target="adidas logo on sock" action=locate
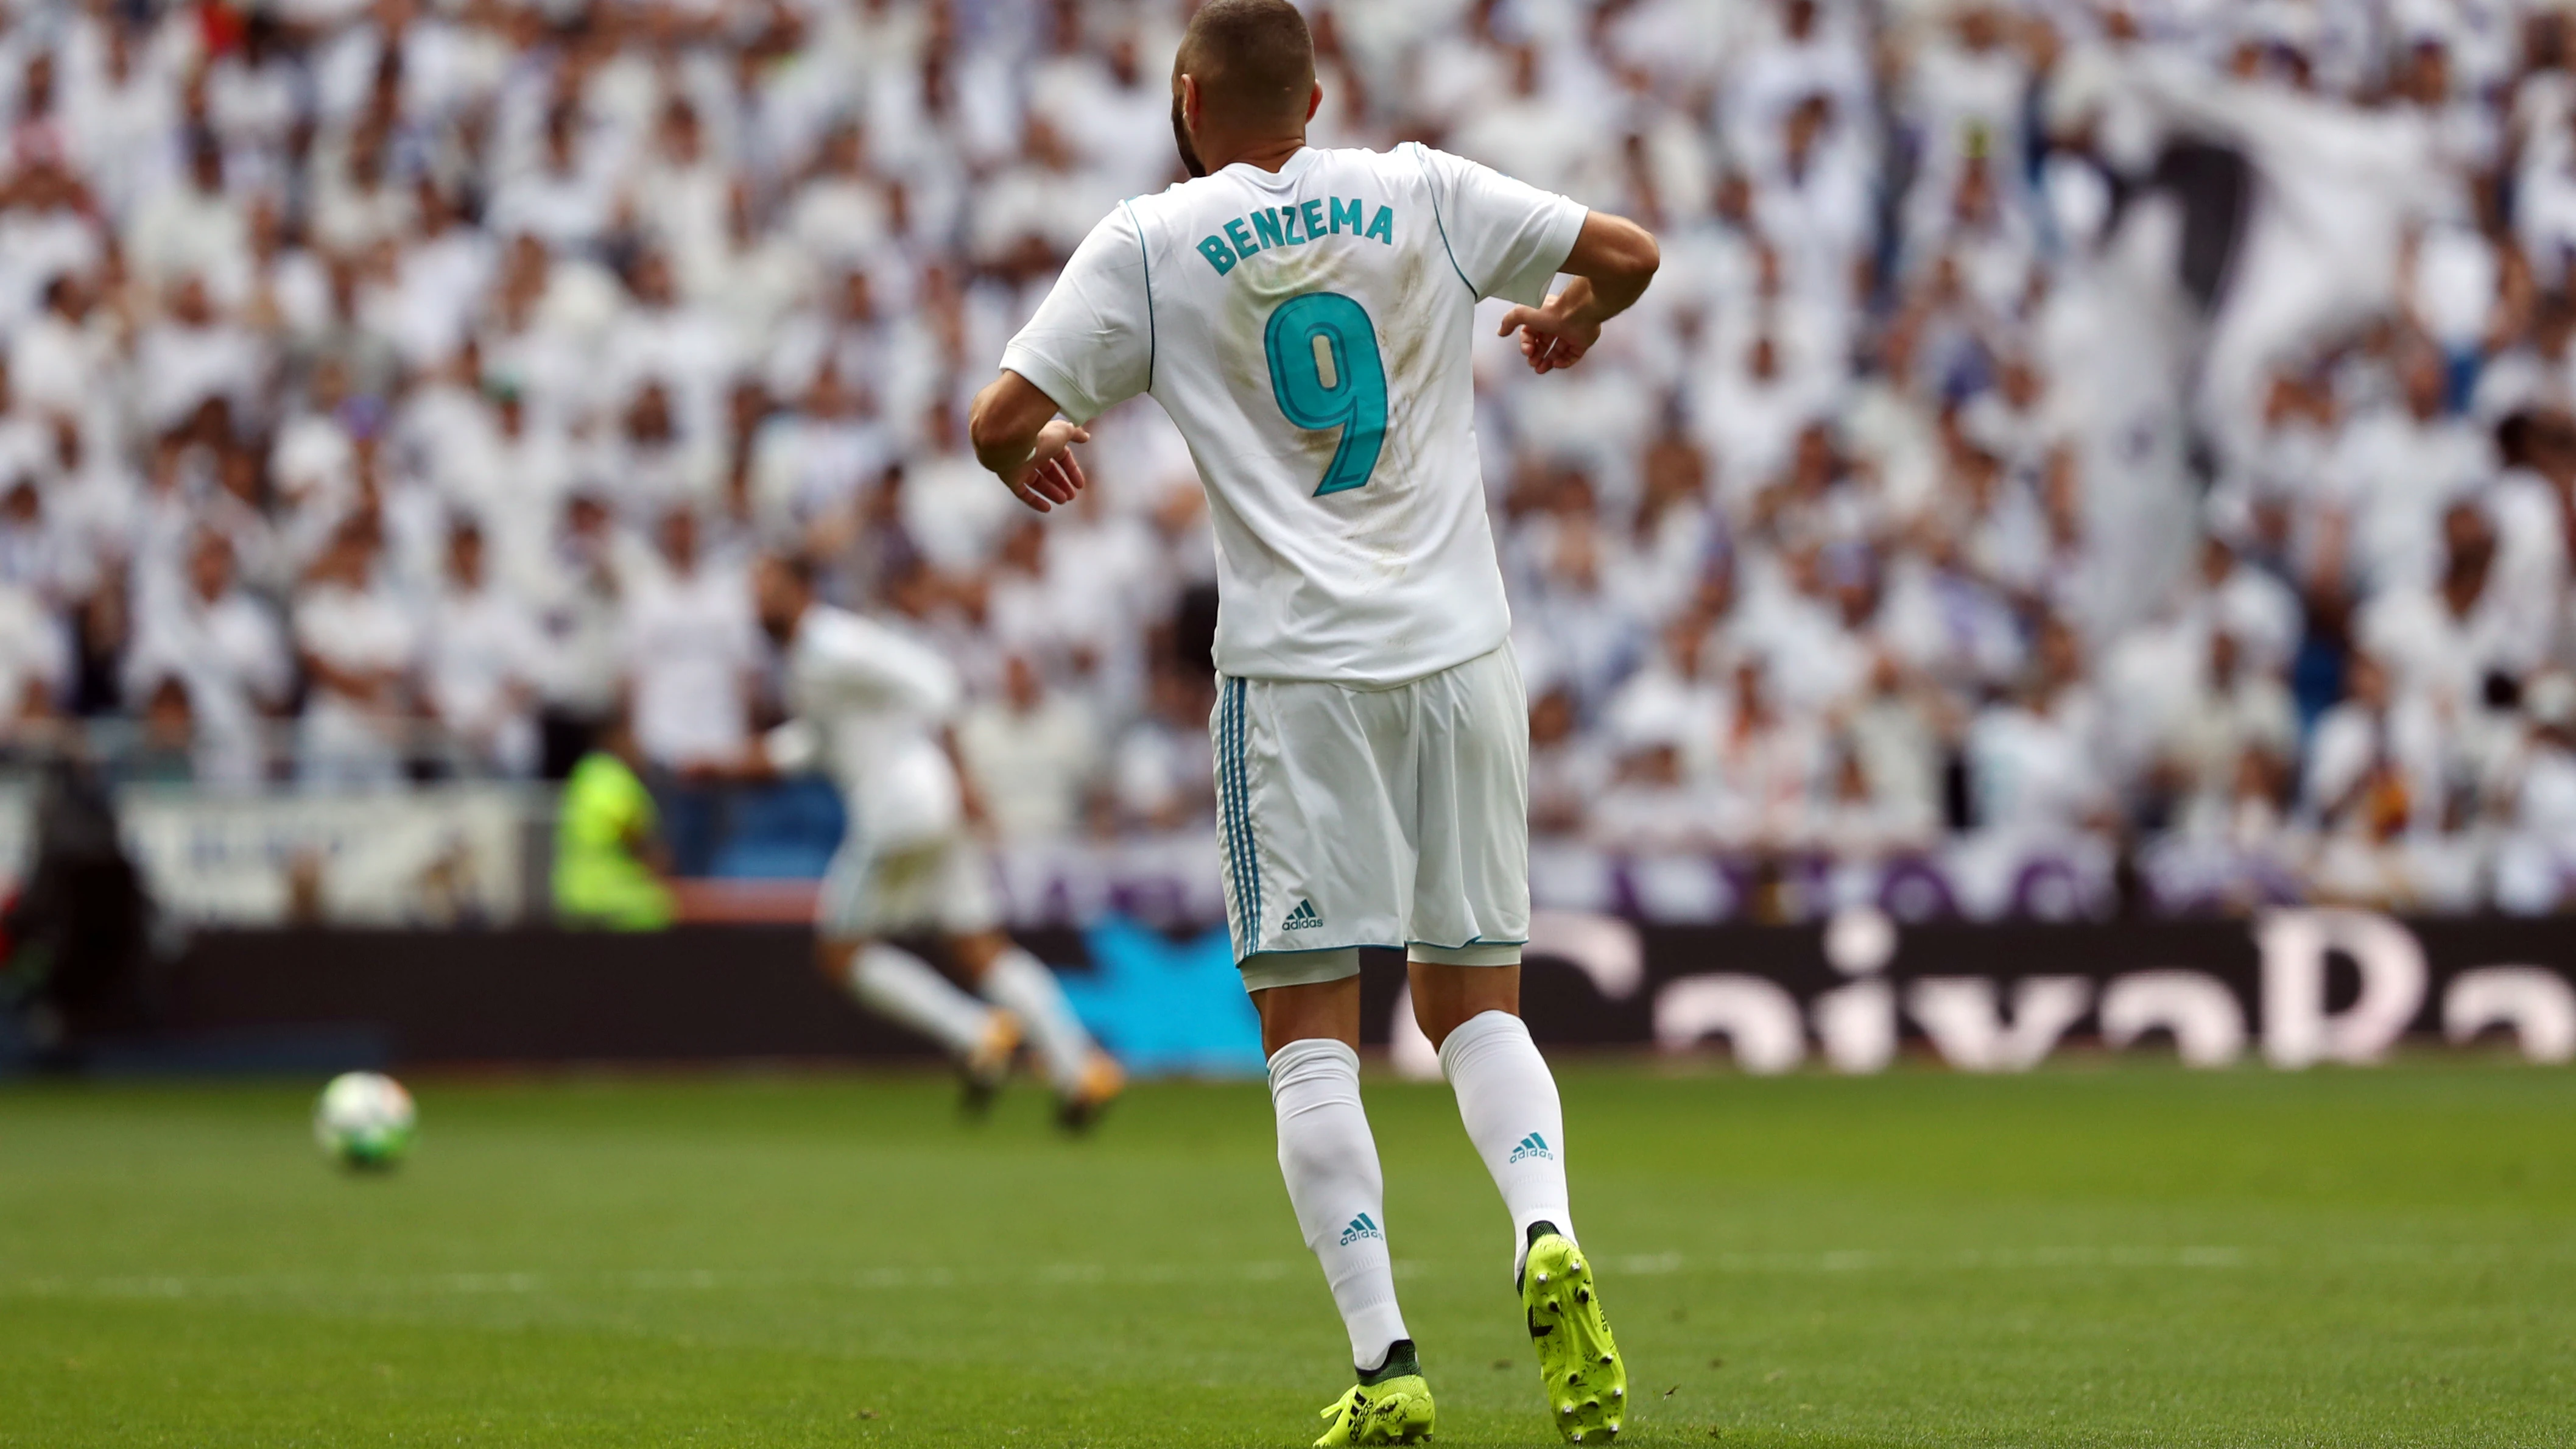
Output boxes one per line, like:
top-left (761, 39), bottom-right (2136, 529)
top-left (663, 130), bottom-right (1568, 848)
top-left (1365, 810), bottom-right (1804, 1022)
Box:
top-left (1283, 898), bottom-right (1323, 931)
top-left (1339, 1212), bottom-right (1383, 1246)
top-left (1508, 1132), bottom-right (1554, 1163)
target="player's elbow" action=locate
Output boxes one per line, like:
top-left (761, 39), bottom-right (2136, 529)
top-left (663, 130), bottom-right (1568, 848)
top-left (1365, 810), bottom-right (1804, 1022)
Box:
top-left (1609, 223), bottom-right (1660, 284)
top-left (1569, 213), bottom-right (1659, 289)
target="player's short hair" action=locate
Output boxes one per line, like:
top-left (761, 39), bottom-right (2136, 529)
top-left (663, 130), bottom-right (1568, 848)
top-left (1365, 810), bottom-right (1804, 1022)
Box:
top-left (1177, 0), bottom-right (1314, 130)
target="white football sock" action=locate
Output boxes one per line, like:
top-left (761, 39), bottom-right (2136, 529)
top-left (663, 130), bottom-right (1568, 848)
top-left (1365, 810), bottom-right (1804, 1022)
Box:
top-left (847, 943), bottom-right (993, 1059)
top-left (1269, 1037), bottom-right (1409, 1370)
top-left (979, 946), bottom-right (1097, 1091)
top-left (1438, 1009), bottom-right (1574, 1280)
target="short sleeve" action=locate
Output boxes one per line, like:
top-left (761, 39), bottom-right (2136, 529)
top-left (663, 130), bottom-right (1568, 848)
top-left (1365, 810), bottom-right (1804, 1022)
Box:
top-left (998, 204), bottom-right (1155, 425)
top-left (1411, 144), bottom-right (1588, 307)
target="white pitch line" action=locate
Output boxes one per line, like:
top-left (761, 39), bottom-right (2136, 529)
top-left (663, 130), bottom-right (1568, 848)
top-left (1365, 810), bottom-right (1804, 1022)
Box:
top-left (12, 1242), bottom-right (2566, 1304)
top-left (1, 1258), bottom-right (1318, 1302)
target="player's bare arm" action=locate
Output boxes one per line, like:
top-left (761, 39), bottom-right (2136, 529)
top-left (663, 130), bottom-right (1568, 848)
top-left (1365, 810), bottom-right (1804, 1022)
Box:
top-left (942, 725), bottom-right (993, 833)
top-left (1497, 211), bottom-right (1661, 375)
top-left (968, 371), bottom-right (1090, 514)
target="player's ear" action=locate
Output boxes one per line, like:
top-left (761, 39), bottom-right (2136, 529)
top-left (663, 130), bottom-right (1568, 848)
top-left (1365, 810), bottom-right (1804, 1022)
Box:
top-left (1307, 80), bottom-right (1323, 124)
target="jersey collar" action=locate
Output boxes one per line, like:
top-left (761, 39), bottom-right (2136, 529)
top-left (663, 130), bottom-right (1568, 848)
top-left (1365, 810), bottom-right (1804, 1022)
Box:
top-left (1225, 146), bottom-right (1318, 189)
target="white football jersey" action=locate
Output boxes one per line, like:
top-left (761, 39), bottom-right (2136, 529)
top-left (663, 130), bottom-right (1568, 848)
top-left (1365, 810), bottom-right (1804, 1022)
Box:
top-left (1001, 144), bottom-right (1586, 687)
top-left (770, 605), bottom-right (965, 850)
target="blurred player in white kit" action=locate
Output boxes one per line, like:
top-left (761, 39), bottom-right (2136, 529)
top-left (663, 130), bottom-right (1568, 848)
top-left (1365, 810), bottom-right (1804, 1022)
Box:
top-left (748, 553), bottom-right (1124, 1129)
top-left (964, 0), bottom-right (1660, 1440)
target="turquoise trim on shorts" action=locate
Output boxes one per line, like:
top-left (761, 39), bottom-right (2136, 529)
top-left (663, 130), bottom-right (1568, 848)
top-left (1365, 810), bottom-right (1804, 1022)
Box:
top-left (1221, 679), bottom-right (1261, 950)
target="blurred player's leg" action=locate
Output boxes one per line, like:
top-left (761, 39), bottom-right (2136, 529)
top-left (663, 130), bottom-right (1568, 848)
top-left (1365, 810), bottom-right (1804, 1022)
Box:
top-left (973, 941), bottom-right (1103, 1090)
top-left (822, 840), bottom-right (1026, 1113)
top-left (823, 937), bottom-right (1019, 1112)
top-left (953, 930), bottom-right (1125, 1129)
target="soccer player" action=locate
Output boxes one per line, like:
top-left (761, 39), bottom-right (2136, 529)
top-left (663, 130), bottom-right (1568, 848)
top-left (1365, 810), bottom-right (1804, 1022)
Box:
top-left (966, 1), bottom-right (1659, 1441)
top-left (746, 554), bottom-right (1124, 1129)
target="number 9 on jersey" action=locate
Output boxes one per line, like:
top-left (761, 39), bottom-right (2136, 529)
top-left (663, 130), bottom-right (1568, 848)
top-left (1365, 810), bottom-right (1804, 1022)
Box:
top-left (1264, 292), bottom-right (1388, 496)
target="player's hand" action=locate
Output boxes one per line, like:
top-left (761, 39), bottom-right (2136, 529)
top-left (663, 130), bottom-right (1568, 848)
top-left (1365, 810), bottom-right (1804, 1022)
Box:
top-left (1001, 418), bottom-right (1091, 513)
top-left (1498, 289), bottom-right (1603, 375)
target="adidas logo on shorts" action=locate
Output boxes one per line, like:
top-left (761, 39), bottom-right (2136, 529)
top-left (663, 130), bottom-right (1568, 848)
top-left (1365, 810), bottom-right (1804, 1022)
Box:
top-left (1508, 1132), bottom-right (1554, 1163)
top-left (1283, 898), bottom-right (1323, 931)
top-left (1340, 1212), bottom-right (1383, 1245)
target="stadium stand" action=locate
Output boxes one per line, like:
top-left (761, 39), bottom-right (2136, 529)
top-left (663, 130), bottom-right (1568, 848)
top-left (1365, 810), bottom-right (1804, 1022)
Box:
top-left (0, 0), bottom-right (2570, 918)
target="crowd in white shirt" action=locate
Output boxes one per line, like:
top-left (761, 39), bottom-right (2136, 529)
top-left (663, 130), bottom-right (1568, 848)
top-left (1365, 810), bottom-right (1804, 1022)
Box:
top-left (5, 0), bottom-right (2576, 913)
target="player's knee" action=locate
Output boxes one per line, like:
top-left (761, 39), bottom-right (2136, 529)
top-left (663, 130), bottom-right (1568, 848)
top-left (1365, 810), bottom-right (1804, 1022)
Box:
top-left (1253, 975), bottom-right (1363, 1057)
top-left (948, 929), bottom-right (1007, 982)
top-left (814, 937), bottom-right (862, 983)
top-left (1411, 995), bottom-right (1495, 1052)
top-left (1406, 957), bottom-right (1520, 1048)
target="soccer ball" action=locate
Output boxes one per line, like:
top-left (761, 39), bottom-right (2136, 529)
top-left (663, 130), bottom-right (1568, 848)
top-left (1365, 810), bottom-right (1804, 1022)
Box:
top-left (313, 1071), bottom-right (417, 1169)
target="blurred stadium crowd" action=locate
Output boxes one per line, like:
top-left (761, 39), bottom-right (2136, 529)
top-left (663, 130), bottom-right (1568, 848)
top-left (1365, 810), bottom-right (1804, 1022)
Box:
top-left (5, 0), bottom-right (2576, 914)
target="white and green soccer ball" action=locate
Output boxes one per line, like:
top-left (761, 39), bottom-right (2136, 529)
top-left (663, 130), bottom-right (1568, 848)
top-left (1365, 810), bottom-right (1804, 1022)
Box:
top-left (313, 1071), bottom-right (417, 1169)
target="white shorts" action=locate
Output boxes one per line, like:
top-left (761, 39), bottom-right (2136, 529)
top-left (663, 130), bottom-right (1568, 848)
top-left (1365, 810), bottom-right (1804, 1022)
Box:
top-left (817, 832), bottom-right (1001, 942)
top-left (1213, 643), bottom-right (1531, 992)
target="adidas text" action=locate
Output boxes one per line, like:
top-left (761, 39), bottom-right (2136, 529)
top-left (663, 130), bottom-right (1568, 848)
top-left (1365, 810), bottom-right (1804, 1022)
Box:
top-left (1508, 1132), bottom-right (1554, 1163)
top-left (1339, 1212), bottom-right (1383, 1246)
top-left (1283, 899), bottom-right (1323, 931)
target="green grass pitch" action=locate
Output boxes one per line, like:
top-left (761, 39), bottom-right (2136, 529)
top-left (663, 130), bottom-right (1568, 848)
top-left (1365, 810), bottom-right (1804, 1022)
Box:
top-left (3, 1057), bottom-right (2571, 1447)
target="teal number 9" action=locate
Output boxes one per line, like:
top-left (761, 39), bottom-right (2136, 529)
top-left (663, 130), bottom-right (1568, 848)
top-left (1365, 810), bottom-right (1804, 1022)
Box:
top-left (1263, 292), bottom-right (1387, 496)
